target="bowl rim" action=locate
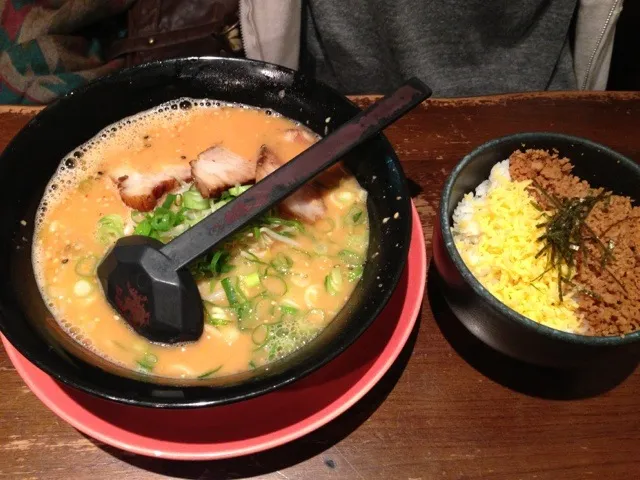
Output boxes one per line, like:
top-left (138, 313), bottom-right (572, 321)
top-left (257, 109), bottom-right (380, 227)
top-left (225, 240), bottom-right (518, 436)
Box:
top-left (0, 56), bottom-right (412, 407)
top-left (440, 131), bottom-right (640, 346)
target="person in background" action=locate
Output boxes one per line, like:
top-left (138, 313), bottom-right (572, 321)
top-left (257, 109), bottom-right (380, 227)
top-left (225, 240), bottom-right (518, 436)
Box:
top-left (243, 0), bottom-right (623, 95)
top-left (0, 0), bottom-right (625, 104)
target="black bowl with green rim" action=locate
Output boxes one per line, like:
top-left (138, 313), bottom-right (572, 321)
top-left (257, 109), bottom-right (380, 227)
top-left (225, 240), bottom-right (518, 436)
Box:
top-left (432, 132), bottom-right (640, 368)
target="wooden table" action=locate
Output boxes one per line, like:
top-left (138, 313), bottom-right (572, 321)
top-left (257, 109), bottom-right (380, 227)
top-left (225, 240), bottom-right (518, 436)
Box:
top-left (1, 92), bottom-right (639, 479)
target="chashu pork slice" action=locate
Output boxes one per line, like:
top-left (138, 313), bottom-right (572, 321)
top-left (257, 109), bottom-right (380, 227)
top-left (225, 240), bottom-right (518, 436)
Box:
top-left (255, 145), bottom-right (327, 223)
top-left (190, 146), bottom-right (255, 198)
top-left (282, 127), bottom-right (346, 188)
top-left (283, 127), bottom-right (318, 145)
top-left (110, 164), bottom-right (191, 212)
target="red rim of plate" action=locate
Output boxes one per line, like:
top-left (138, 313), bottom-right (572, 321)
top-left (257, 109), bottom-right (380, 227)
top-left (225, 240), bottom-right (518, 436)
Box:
top-left (1, 203), bottom-right (426, 460)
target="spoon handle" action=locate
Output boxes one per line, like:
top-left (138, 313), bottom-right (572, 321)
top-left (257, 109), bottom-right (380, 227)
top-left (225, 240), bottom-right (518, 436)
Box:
top-left (161, 78), bottom-right (432, 270)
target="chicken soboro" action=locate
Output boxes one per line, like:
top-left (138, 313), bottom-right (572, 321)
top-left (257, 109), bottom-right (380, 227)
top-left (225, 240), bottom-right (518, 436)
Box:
top-left (510, 149), bottom-right (640, 336)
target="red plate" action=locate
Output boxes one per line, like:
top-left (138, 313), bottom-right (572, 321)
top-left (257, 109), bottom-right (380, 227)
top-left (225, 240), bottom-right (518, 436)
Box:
top-left (2, 203), bottom-right (426, 460)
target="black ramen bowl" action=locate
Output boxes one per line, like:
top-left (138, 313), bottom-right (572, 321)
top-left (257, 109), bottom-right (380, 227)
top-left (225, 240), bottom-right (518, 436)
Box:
top-left (433, 132), bottom-right (640, 368)
top-left (0, 57), bottom-right (412, 408)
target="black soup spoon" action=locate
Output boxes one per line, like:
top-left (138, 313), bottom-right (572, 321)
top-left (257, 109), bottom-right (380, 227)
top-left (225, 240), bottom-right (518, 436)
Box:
top-left (97, 78), bottom-right (432, 344)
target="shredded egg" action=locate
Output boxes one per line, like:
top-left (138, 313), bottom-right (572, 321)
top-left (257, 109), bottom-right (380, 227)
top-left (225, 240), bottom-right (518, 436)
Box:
top-left (453, 165), bottom-right (582, 333)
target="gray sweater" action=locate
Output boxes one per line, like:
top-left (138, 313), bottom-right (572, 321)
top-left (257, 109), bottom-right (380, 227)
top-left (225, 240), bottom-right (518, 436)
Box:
top-left (303, 0), bottom-right (578, 96)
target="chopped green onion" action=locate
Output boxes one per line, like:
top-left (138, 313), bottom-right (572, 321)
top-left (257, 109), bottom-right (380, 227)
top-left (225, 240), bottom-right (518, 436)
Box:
top-left (229, 185), bottom-right (252, 197)
top-left (97, 214), bottom-right (124, 244)
top-left (261, 275), bottom-right (287, 296)
top-left (137, 352), bottom-right (158, 371)
top-left (238, 305), bottom-right (261, 331)
top-left (252, 324), bottom-right (269, 345)
top-left (131, 211), bottom-right (147, 223)
top-left (280, 305), bottom-right (298, 315)
top-left (345, 206), bottom-right (365, 226)
top-left (75, 255), bottom-right (98, 277)
top-left (280, 305), bottom-right (298, 318)
top-left (347, 265), bottom-right (364, 282)
top-left (324, 266), bottom-right (343, 295)
top-left (338, 249), bottom-right (362, 266)
top-left (183, 189), bottom-right (209, 210)
top-left (222, 265), bottom-right (236, 274)
top-left (270, 253), bottom-right (293, 273)
top-left (209, 251), bottom-right (224, 273)
top-left (219, 255), bottom-right (234, 274)
top-left (252, 298), bottom-right (281, 325)
top-left (134, 219), bottom-right (152, 236)
top-left (346, 235), bottom-right (367, 250)
top-left (174, 206), bottom-right (188, 224)
top-left (211, 198), bottom-right (232, 212)
top-left (207, 316), bottom-right (229, 327)
top-left (162, 193), bottom-right (177, 209)
top-left (235, 302), bottom-right (253, 323)
top-left (264, 216), bottom-right (305, 232)
top-left (184, 209), bottom-right (208, 226)
top-left (150, 208), bottom-right (176, 232)
top-left (253, 226), bottom-right (261, 239)
top-left (240, 250), bottom-right (268, 265)
top-left (191, 250), bottom-right (234, 279)
top-left (221, 277), bottom-right (243, 305)
top-left (248, 360), bottom-right (257, 369)
top-left (205, 304), bottom-right (230, 326)
top-left (197, 365), bottom-right (223, 379)
top-left (242, 272), bottom-right (261, 288)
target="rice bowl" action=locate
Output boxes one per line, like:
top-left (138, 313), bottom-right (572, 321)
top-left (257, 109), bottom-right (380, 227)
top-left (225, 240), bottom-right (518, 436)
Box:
top-left (434, 132), bottom-right (640, 367)
top-left (451, 149), bottom-right (640, 338)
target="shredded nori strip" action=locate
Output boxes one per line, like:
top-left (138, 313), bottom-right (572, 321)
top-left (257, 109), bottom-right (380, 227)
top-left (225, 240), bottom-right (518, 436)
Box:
top-left (531, 180), bottom-right (626, 301)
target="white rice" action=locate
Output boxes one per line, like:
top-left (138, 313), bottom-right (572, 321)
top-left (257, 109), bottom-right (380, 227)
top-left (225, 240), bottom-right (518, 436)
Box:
top-left (451, 159), bottom-right (511, 244)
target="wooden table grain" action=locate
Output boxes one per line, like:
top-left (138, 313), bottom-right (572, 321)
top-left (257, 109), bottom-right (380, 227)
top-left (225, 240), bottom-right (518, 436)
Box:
top-left (1, 92), bottom-right (639, 480)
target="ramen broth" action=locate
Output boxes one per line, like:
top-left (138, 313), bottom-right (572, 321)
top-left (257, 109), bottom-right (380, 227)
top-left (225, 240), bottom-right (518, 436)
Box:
top-left (32, 100), bottom-right (369, 380)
